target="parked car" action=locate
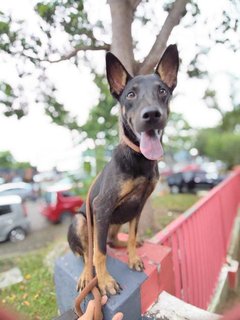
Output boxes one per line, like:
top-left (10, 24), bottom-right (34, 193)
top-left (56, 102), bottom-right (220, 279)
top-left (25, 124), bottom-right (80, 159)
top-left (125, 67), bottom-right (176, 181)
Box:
top-left (0, 195), bottom-right (30, 242)
top-left (167, 170), bottom-right (224, 194)
top-left (0, 182), bottom-right (37, 201)
top-left (41, 188), bottom-right (84, 223)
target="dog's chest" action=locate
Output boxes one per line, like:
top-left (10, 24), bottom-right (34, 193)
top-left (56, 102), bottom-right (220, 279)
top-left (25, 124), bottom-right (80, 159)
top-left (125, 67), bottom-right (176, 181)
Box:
top-left (119, 176), bottom-right (156, 201)
top-left (110, 176), bottom-right (157, 224)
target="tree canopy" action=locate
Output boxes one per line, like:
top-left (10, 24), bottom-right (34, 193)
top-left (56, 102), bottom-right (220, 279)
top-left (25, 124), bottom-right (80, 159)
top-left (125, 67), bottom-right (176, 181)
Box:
top-left (1, 0), bottom-right (239, 125)
top-left (0, 0), bottom-right (239, 167)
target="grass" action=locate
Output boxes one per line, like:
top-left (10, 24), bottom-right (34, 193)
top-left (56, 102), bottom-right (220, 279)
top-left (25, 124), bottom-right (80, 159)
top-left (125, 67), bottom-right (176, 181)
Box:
top-left (0, 249), bottom-right (57, 320)
top-left (152, 193), bottom-right (200, 212)
top-left (152, 193), bottom-right (200, 229)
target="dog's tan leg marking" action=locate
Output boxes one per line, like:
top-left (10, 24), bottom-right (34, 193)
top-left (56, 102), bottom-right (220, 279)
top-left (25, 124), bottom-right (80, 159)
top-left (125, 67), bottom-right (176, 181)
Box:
top-left (128, 217), bottom-right (144, 271)
top-left (74, 215), bottom-right (91, 292)
top-left (93, 221), bottom-right (120, 295)
top-left (77, 253), bottom-right (92, 292)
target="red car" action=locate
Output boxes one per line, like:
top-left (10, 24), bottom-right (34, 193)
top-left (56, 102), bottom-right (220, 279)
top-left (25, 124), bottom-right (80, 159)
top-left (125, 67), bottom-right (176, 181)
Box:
top-left (41, 189), bottom-right (84, 223)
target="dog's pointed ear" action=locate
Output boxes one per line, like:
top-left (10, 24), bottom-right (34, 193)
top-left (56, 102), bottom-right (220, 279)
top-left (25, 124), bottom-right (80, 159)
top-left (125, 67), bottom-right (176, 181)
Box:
top-left (155, 44), bottom-right (179, 91)
top-left (106, 52), bottom-right (132, 99)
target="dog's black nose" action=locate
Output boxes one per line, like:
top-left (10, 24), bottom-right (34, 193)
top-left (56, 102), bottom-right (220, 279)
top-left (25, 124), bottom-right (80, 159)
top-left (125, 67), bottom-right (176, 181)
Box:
top-left (141, 107), bottom-right (161, 122)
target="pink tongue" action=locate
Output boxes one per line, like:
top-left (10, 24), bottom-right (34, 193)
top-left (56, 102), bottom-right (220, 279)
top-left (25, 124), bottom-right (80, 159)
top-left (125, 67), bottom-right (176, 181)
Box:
top-left (140, 131), bottom-right (164, 160)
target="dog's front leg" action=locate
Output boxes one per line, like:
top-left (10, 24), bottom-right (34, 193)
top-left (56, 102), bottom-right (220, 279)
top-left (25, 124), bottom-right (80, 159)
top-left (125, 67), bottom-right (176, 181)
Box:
top-left (128, 216), bottom-right (144, 271)
top-left (93, 197), bottom-right (121, 296)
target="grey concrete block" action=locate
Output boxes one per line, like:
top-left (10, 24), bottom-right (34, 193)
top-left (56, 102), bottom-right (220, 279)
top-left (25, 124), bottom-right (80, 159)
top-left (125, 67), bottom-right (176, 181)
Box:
top-left (54, 252), bottom-right (147, 320)
top-left (54, 253), bottom-right (80, 313)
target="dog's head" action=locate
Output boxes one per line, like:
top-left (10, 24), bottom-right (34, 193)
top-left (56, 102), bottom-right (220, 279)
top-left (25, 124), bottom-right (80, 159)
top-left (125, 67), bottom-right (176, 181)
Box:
top-left (106, 45), bottom-right (179, 160)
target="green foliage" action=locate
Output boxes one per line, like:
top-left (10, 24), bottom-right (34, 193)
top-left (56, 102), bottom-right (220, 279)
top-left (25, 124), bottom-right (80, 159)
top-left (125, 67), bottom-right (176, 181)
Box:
top-left (0, 151), bottom-right (31, 169)
top-left (221, 107), bottom-right (240, 132)
top-left (79, 74), bottom-right (118, 172)
top-left (0, 0), bottom-right (237, 126)
top-left (196, 128), bottom-right (240, 168)
top-left (44, 94), bottom-right (79, 130)
top-left (83, 161), bottom-right (91, 175)
top-left (164, 112), bottom-right (194, 154)
top-left (35, 0), bottom-right (87, 36)
top-left (0, 12), bottom-right (17, 52)
top-left (34, 0), bottom-right (97, 51)
top-left (81, 74), bottom-right (118, 151)
top-left (0, 0), bottom-right (239, 171)
top-left (196, 104), bottom-right (240, 168)
top-left (14, 162), bottom-right (32, 170)
top-left (76, 175), bottom-right (93, 198)
top-left (0, 82), bottom-right (26, 119)
top-left (0, 0), bottom-right (107, 125)
top-left (35, 2), bottom-right (58, 24)
top-left (0, 151), bottom-right (15, 168)
top-left (82, 74), bottom-right (117, 142)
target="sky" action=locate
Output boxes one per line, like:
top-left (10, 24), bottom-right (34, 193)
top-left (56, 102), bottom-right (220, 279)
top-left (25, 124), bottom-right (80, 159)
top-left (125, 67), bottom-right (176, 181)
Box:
top-left (0, 0), bottom-right (239, 171)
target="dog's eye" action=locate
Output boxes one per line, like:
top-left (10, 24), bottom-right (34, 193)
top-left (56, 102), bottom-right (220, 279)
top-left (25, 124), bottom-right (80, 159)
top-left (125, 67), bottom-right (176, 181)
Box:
top-left (159, 88), bottom-right (167, 96)
top-left (126, 91), bottom-right (136, 99)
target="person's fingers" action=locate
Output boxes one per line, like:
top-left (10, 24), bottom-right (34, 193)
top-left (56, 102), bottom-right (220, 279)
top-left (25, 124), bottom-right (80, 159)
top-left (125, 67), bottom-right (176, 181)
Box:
top-left (101, 295), bottom-right (108, 306)
top-left (79, 300), bottom-right (95, 320)
top-left (101, 296), bottom-right (123, 319)
top-left (112, 312), bottom-right (123, 320)
top-left (77, 296), bottom-right (123, 320)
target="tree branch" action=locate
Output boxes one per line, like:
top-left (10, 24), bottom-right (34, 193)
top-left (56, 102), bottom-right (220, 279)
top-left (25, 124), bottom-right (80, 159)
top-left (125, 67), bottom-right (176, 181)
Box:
top-left (47, 43), bottom-right (110, 63)
top-left (138, 0), bottom-right (189, 74)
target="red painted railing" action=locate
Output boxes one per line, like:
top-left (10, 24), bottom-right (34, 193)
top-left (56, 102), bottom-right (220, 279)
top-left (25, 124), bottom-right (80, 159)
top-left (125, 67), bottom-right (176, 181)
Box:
top-left (151, 168), bottom-right (240, 309)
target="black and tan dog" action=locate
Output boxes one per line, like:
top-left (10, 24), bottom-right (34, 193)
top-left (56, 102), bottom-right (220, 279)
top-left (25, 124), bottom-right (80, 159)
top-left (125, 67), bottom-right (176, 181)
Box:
top-left (68, 44), bottom-right (179, 296)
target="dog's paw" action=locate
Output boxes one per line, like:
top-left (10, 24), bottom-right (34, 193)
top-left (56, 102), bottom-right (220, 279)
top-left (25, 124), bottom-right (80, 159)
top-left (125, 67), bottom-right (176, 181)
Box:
top-left (98, 273), bottom-right (121, 296)
top-left (76, 268), bottom-right (91, 292)
top-left (128, 256), bottom-right (144, 272)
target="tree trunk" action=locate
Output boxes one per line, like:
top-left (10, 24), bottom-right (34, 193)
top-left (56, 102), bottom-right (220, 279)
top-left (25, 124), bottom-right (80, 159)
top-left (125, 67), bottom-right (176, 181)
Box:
top-left (108, 0), bottom-right (136, 74)
top-left (107, 0), bottom-right (189, 237)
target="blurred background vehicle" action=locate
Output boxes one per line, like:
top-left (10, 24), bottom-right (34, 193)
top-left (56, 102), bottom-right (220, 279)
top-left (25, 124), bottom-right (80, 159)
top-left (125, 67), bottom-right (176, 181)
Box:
top-left (167, 170), bottom-right (225, 194)
top-left (0, 195), bottom-right (30, 242)
top-left (41, 188), bottom-right (84, 223)
top-left (0, 182), bottom-right (37, 202)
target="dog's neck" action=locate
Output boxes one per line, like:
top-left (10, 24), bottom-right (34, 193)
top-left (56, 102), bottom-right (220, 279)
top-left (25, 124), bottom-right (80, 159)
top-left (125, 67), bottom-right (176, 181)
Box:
top-left (115, 124), bottom-right (158, 178)
top-left (121, 134), bottom-right (140, 153)
top-left (120, 117), bottom-right (141, 153)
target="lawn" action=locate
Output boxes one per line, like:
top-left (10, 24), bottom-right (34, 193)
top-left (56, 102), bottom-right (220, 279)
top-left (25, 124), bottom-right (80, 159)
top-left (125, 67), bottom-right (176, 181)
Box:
top-left (152, 193), bottom-right (200, 229)
top-left (0, 249), bottom-right (57, 320)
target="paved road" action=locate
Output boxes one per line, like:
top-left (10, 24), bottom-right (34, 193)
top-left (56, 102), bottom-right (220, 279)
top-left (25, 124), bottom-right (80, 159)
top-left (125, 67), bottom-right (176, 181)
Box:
top-left (25, 199), bottom-right (49, 231)
top-left (0, 200), bottom-right (69, 258)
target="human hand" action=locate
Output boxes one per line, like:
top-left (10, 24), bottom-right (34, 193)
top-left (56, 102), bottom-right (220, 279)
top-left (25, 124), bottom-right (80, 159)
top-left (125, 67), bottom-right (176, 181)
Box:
top-left (78, 295), bottom-right (123, 320)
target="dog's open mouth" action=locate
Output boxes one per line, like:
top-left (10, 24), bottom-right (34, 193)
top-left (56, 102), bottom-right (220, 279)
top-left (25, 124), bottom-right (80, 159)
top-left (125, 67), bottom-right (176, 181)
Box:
top-left (140, 129), bottom-right (163, 160)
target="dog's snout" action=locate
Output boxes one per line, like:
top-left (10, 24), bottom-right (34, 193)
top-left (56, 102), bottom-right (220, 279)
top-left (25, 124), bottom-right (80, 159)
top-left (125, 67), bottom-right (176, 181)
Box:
top-left (141, 108), bottom-right (161, 122)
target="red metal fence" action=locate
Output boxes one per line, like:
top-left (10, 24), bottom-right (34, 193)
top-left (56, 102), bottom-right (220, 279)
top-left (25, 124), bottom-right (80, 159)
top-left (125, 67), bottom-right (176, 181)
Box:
top-left (151, 168), bottom-right (240, 309)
